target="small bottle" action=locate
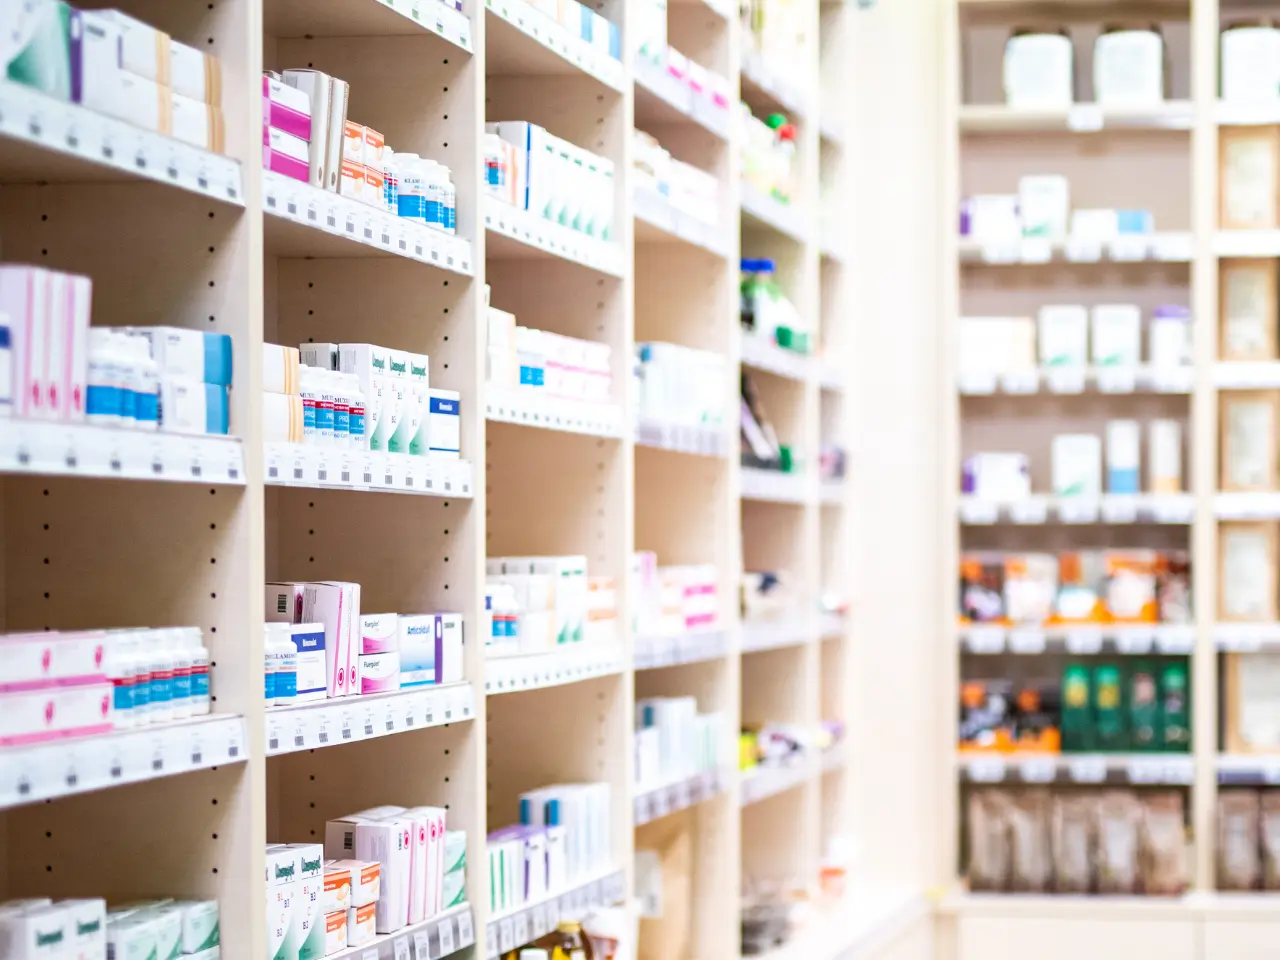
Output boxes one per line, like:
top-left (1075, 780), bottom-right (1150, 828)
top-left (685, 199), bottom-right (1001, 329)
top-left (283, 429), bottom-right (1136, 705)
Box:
top-left (106, 631), bottom-right (138, 729)
top-left (423, 160), bottom-right (444, 230)
top-left (126, 335), bottom-right (160, 431)
top-left (313, 369), bottom-right (335, 445)
top-left (115, 333), bottom-right (141, 426)
top-left (328, 371), bottom-right (351, 449)
top-left (299, 365), bottom-right (318, 444)
top-left (439, 166), bottom-right (456, 234)
top-left (187, 628), bottom-right (211, 716)
top-left (274, 629), bottom-right (298, 707)
top-left (86, 328), bottom-right (126, 425)
top-left (383, 146), bottom-right (399, 214)
top-left (148, 628), bottom-right (176, 724)
top-left (347, 375), bottom-right (367, 450)
top-left (263, 624), bottom-right (279, 705)
top-left (130, 633), bottom-right (152, 723)
top-left (170, 627), bottom-right (193, 721)
top-left (397, 153), bottom-right (426, 221)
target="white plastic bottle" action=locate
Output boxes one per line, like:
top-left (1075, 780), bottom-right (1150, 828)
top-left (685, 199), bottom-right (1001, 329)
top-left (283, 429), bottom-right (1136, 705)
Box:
top-left (129, 632), bottom-right (152, 724)
top-left (86, 329), bottom-right (127, 425)
top-left (274, 629), bottom-right (298, 707)
top-left (423, 159), bottom-right (444, 230)
top-left (106, 631), bottom-right (138, 729)
top-left (328, 371), bottom-right (351, 449)
top-left (170, 628), bottom-right (193, 721)
top-left (148, 629), bottom-right (176, 724)
top-left (312, 368), bottom-right (334, 445)
top-left (396, 153), bottom-right (425, 221)
top-left (263, 624), bottom-right (279, 705)
top-left (126, 334), bottom-right (160, 431)
top-left (346, 374), bottom-right (367, 450)
top-left (188, 628), bottom-right (211, 716)
top-left (439, 166), bottom-right (456, 234)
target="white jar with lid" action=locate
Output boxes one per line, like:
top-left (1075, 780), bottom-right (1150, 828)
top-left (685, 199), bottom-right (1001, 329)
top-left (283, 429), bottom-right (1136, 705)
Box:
top-left (1003, 28), bottom-right (1074, 108)
top-left (1222, 21), bottom-right (1280, 103)
top-left (1094, 25), bottom-right (1165, 107)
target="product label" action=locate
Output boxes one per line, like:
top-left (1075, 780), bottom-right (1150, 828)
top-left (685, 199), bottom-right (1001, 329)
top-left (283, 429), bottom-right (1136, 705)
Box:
top-left (192, 665), bottom-right (210, 699)
top-left (135, 389), bottom-right (159, 425)
top-left (349, 402), bottom-right (365, 443)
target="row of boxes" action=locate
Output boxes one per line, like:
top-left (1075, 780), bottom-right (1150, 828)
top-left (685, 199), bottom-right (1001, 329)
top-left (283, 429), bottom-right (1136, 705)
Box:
top-left (264, 583), bottom-right (464, 702)
top-left (485, 121), bottom-right (616, 242)
top-left (634, 696), bottom-right (726, 789)
top-left (633, 556), bottom-right (718, 638)
top-left (634, 130), bottom-right (721, 229)
top-left (633, 342), bottom-right (730, 431)
top-left (487, 301), bottom-right (612, 404)
top-left (960, 305), bottom-right (1190, 376)
top-left (6, 1), bottom-right (225, 152)
top-left (963, 423), bottom-right (1183, 502)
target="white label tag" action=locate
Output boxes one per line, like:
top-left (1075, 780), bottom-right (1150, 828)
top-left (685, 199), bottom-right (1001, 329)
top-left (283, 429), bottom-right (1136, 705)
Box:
top-left (1065, 237), bottom-right (1102, 262)
top-left (1019, 238), bottom-right (1053, 263)
top-left (456, 911), bottom-right (474, 947)
top-left (1009, 628), bottom-right (1046, 654)
top-left (1068, 756), bottom-right (1107, 783)
top-left (438, 918), bottom-right (455, 955)
top-left (1109, 236), bottom-right (1149, 262)
top-left (414, 931), bottom-right (431, 960)
top-left (967, 757), bottom-right (1006, 782)
top-left (959, 500), bottom-right (999, 524)
top-left (1046, 367), bottom-right (1086, 394)
top-left (1019, 757), bottom-right (1057, 783)
top-left (1009, 499), bottom-right (1048, 524)
top-left (1067, 104), bottom-right (1104, 132)
top-left (1117, 630), bottom-right (1154, 655)
top-left (958, 372), bottom-right (997, 395)
top-left (1100, 496), bottom-right (1139, 524)
top-left (980, 241), bottom-right (1020, 264)
top-left (1057, 499), bottom-right (1099, 524)
top-left (1000, 371), bottom-right (1039, 395)
top-left (1097, 367), bottom-right (1137, 394)
top-left (1065, 629), bottom-right (1103, 655)
top-left (394, 938), bottom-right (412, 960)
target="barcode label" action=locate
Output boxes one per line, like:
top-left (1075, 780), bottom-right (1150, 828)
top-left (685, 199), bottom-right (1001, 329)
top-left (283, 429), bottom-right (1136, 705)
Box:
top-left (277, 594), bottom-right (288, 615)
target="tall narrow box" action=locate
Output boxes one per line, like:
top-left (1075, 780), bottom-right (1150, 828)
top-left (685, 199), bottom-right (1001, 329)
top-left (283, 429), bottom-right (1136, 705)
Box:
top-left (1221, 391), bottom-right (1279, 491)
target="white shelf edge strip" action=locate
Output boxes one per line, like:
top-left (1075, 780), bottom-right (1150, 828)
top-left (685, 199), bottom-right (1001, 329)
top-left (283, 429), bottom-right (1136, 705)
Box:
top-left (633, 767), bottom-right (727, 825)
top-left (960, 232), bottom-right (1193, 265)
top-left (958, 493), bottom-right (1194, 525)
top-left (634, 415), bottom-right (731, 457)
top-left (486, 391), bottom-right (623, 438)
top-left (265, 684), bottom-right (475, 756)
top-left (740, 467), bottom-right (807, 503)
top-left (368, 0), bottom-right (473, 50)
top-left (0, 715), bottom-right (247, 809)
top-left (1216, 623), bottom-right (1280, 652)
top-left (740, 335), bottom-right (814, 381)
top-left (958, 753), bottom-right (1193, 786)
top-left (1213, 230), bottom-right (1280, 258)
top-left (633, 186), bottom-right (731, 258)
top-left (265, 443), bottom-right (474, 498)
top-left (739, 183), bottom-right (808, 242)
top-left (1214, 362), bottom-right (1280, 389)
top-left (484, 646), bottom-right (624, 694)
top-left (633, 58), bottom-right (731, 140)
top-left (959, 623), bottom-right (1195, 656)
top-left (633, 629), bottom-right (730, 669)
top-left (1218, 755), bottom-right (1280, 785)
top-left (263, 171), bottom-right (474, 275)
top-left (740, 758), bottom-right (815, 806)
top-left (0, 81), bottom-right (244, 204)
top-left (0, 421), bottom-right (245, 484)
top-left (333, 903), bottom-right (475, 960)
top-left (958, 366), bottom-right (1194, 396)
top-left (485, 870), bottom-right (626, 958)
top-left (483, 197), bottom-right (625, 276)
top-left (1215, 492), bottom-right (1280, 519)
top-left (742, 618), bottom-right (812, 652)
top-left (484, 0), bottom-right (624, 92)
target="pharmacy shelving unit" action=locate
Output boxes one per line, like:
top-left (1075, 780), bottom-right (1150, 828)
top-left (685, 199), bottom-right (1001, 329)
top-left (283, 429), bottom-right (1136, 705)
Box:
top-left (0, 1), bottom-right (949, 960)
top-left (936, 0), bottom-right (1280, 958)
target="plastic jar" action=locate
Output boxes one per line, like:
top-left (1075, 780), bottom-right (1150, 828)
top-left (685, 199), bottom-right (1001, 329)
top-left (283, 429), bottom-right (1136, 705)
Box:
top-left (1094, 24), bottom-right (1165, 107)
top-left (1222, 21), bottom-right (1280, 103)
top-left (396, 153), bottom-right (427, 221)
top-left (1003, 28), bottom-right (1074, 108)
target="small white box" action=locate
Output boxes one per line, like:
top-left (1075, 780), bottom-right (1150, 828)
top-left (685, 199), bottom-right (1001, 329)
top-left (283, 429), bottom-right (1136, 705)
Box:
top-left (426, 388), bottom-right (461, 459)
top-left (1018, 175), bottom-right (1070, 239)
top-left (346, 902), bottom-right (375, 946)
top-left (266, 126), bottom-right (310, 165)
top-left (171, 39), bottom-right (222, 106)
top-left (171, 901), bottom-right (219, 954)
top-left (323, 910), bottom-right (347, 955)
top-left (158, 377), bottom-right (229, 435)
top-left (1091, 304), bottom-right (1142, 367)
top-left (359, 613), bottom-right (398, 655)
top-left (1038, 305), bottom-right (1089, 368)
top-left (1052, 433), bottom-right (1103, 498)
top-left (358, 651), bottom-right (400, 694)
top-left (62, 900), bottom-right (107, 960)
top-left (100, 9), bottom-right (171, 85)
top-left (1149, 307), bottom-right (1191, 368)
top-left (172, 92), bottom-right (224, 152)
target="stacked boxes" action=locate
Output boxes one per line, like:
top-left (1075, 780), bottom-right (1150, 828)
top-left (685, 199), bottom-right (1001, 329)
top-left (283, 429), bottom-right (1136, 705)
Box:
top-left (525, 0), bottom-right (620, 60)
top-left (321, 806), bottom-right (447, 939)
top-left (264, 74), bottom-right (314, 184)
top-left (632, 555), bottom-right (719, 637)
top-left (486, 301), bottom-right (612, 403)
top-left (262, 342), bottom-right (303, 443)
top-left (633, 130), bottom-right (722, 227)
top-left (0, 265), bottom-right (90, 422)
top-left (634, 342), bottom-right (730, 430)
top-left (106, 899), bottom-right (220, 960)
top-left (485, 555), bottom-right (601, 657)
top-left (4, 1), bottom-right (227, 153)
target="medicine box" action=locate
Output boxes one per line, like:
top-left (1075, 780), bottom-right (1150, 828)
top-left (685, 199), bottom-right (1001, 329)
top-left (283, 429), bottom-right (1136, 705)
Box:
top-left (158, 378), bottom-right (229, 435)
top-left (264, 75), bottom-right (312, 142)
top-left (0, 682), bottom-right (113, 745)
top-left (1037, 305), bottom-right (1088, 368)
top-left (427, 388), bottom-right (461, 458)
top-left (1091, 305), bottom-right (1142, 367)
top-left (1052, 434), bottom-right (1102, 498)
top-left (359, 613), bottom-right (398, 654)
top-left (131, 327), bottom-right (232, 386)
